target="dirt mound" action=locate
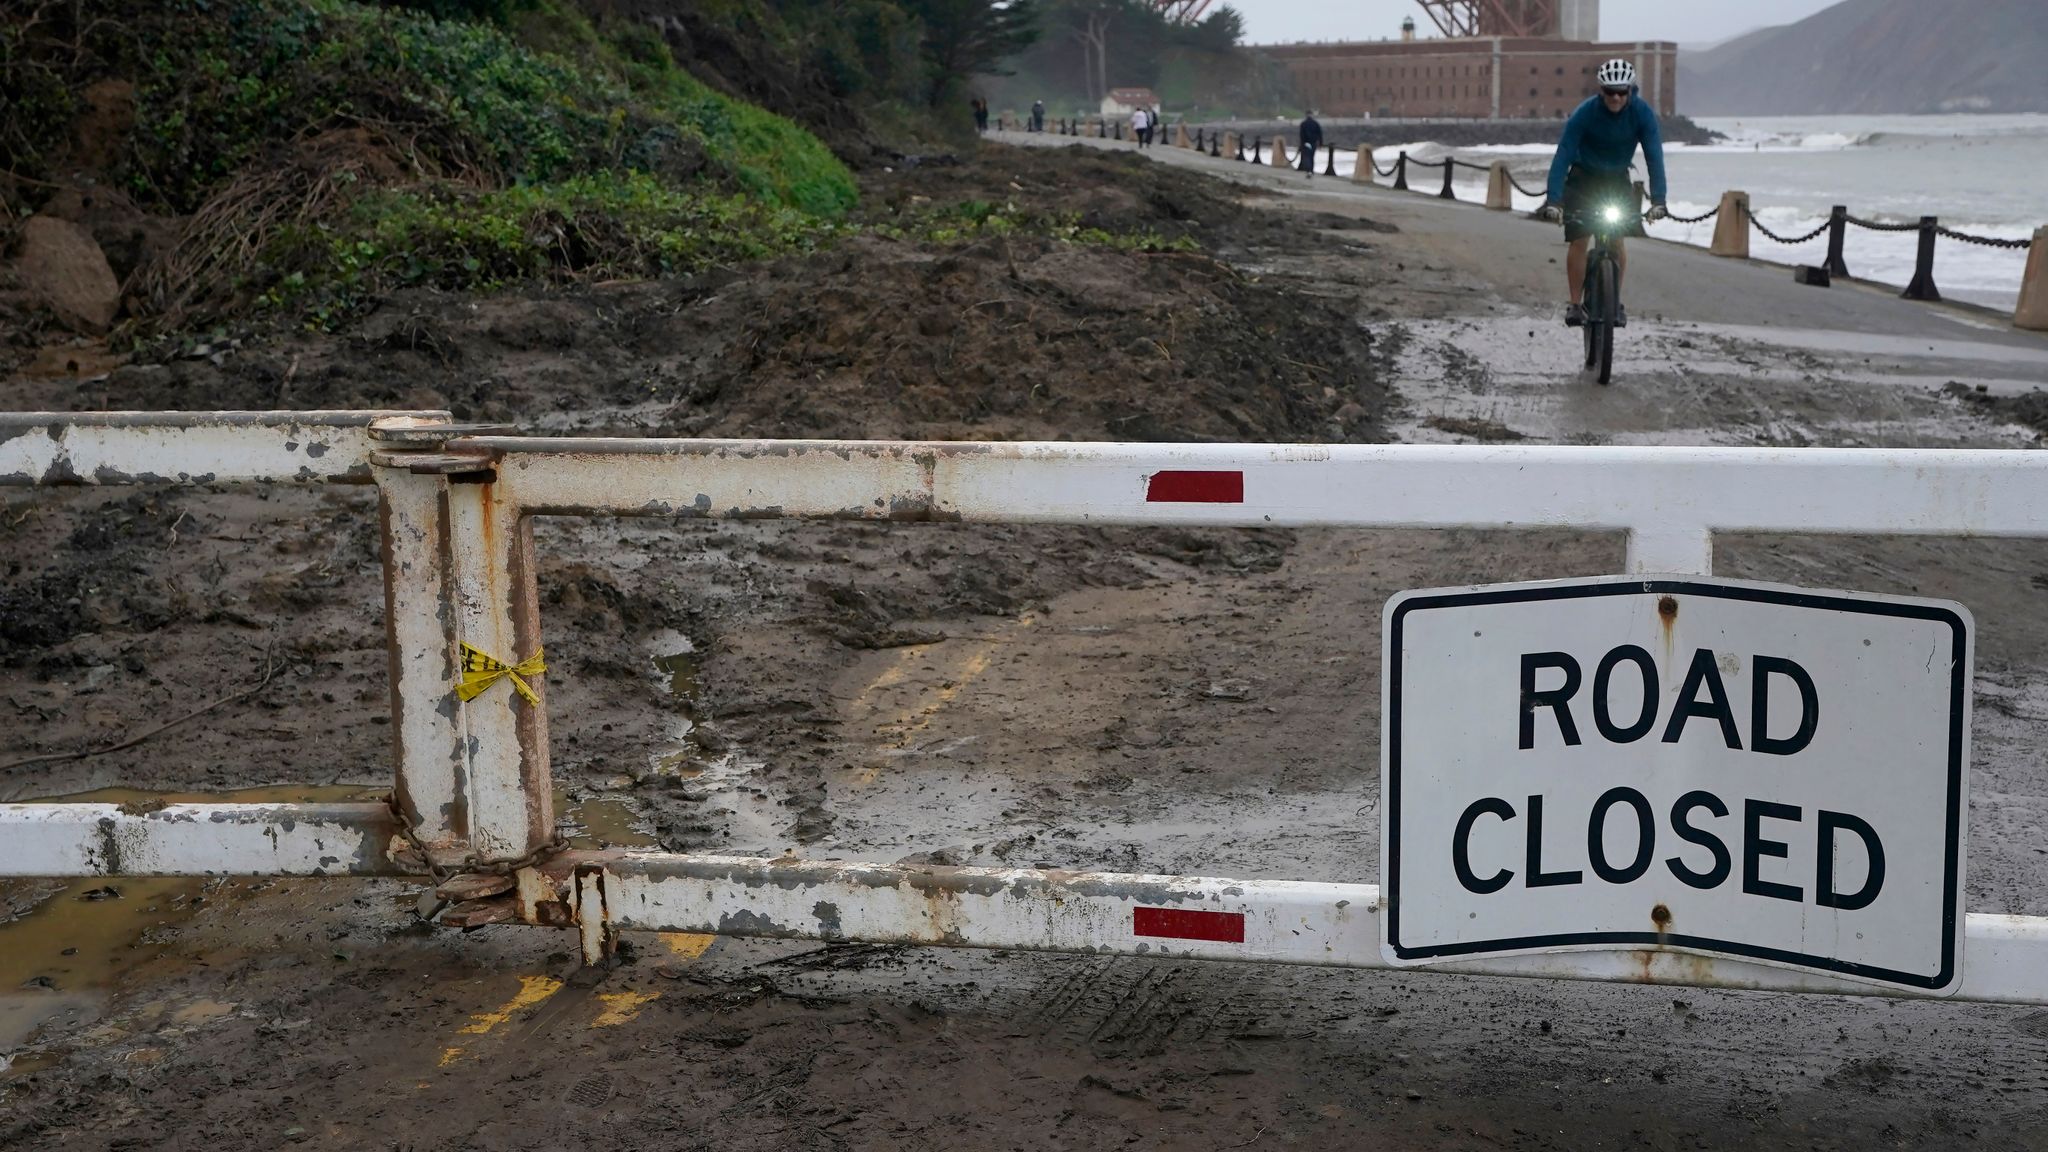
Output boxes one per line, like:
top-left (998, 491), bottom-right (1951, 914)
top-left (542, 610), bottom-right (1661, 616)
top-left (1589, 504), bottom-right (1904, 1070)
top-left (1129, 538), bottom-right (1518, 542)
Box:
top-left (635, 235), bottom-right (1389, 442)
top-left (4, 123), bottom-right (1405, 437)
top-left (56, 231), bottom-right (1391, 443)
top-left (862, 144), bottom-right (1399, 259)
top-left (7, 216), bottom-right (120, 334)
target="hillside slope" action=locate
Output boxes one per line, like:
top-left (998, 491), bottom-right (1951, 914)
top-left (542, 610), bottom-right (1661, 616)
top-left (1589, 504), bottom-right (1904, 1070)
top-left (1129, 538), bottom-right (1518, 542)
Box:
top-left (1680, 0), bottom-right (2048, 115)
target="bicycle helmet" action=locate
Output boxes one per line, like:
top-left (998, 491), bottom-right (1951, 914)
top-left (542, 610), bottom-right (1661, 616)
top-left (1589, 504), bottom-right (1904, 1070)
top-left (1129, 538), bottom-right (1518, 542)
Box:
top-left (1597, 59), bottom-right (1636, 89)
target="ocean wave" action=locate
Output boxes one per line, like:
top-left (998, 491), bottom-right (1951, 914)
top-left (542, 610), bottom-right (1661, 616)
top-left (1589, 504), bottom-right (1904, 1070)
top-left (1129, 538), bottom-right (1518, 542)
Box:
top-left (1714, 130), bottom-right (1875, 151)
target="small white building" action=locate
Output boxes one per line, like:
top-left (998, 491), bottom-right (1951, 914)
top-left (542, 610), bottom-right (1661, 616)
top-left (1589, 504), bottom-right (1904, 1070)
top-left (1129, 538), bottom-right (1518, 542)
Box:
top-left (1100, 88), bottom-right (1161, 118)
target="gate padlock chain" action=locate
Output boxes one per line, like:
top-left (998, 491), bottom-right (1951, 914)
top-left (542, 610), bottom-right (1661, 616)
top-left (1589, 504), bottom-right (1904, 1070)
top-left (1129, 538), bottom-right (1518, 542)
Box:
top-left (386, 791), bottom-right (570, 897)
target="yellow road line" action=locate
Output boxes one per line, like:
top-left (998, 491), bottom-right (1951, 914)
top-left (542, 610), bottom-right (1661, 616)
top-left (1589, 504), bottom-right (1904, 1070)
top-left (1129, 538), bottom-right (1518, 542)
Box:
top-left (660, 932), bottom-right (716, 960)
top-left (439, 974), bottom-right (563, 1066)
top-left (847, 643), bottom-right (940, 713)
top-left (592, 990), bottom-right (661, 1027)
top-left (852, 615), bottom-right (1034, 786)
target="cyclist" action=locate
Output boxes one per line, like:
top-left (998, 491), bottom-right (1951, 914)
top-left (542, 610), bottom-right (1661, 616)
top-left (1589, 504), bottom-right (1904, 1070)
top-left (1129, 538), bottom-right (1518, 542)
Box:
top-left (1538, 60), bottom-right (1670, 328)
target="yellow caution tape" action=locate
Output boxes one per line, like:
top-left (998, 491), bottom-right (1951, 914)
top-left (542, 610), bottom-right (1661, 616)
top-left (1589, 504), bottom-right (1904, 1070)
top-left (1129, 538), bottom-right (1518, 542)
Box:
top-left (456, 643), bottom-right (546, 706)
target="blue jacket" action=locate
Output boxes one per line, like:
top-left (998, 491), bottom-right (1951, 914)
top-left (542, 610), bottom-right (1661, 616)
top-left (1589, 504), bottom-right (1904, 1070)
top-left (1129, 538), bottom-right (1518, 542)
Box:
top-left (1545, 89), bottom-right (1667, 205)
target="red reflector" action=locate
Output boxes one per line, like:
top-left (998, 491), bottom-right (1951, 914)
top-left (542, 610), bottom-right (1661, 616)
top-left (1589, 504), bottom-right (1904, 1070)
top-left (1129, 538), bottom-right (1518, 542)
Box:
top-left (1145, 470), bottom-right (1244, 503)
top-left (1133, 907), bottom-right (1245, 944)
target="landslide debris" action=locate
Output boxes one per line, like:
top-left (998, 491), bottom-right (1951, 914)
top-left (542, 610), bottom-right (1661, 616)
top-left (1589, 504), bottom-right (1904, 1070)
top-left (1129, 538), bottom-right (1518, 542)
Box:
top-left (22, 144), bottom-right (1397, 445)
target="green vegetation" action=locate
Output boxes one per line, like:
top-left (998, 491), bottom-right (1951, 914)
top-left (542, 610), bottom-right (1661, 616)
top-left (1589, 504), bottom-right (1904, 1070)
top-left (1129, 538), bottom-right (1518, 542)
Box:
top-left (263, 172), bottom-right (841, 325)
top-left (105, 0), bottom-right (855, 217)
top-left (3, 0), bottom-right (1209, 333)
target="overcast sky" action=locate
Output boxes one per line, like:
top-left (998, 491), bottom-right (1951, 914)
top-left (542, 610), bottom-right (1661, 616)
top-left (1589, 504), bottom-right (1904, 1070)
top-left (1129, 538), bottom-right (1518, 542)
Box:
top-left (1240, 0), bottom-right (1845, 48)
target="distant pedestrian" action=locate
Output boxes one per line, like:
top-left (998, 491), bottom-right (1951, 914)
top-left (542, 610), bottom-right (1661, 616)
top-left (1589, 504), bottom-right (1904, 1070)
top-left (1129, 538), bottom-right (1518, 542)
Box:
top-left (972, 97), bottom-right (988, 134)
top-left (1132, 106), bottom-right (1152, 148)
top-left (1298, 110), bottom-right (1324, 179)
top-left (1031, 100), bottom-right (1046, 133)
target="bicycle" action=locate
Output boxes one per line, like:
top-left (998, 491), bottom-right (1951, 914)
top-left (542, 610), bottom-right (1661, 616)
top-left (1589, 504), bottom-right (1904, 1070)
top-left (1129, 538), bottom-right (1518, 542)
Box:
top-left (1561, 204), bottom-right (1647, 387)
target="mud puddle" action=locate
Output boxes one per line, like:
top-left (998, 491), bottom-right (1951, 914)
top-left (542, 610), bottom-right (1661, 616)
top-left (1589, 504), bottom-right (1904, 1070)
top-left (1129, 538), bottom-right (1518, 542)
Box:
top-left (1383, 315), bottom-right (2045, 448)
top-left (0, 779), bottom-right (666, 1061)
top-left (0, 785), bottom-right (383, 1056)
top-left (1688, 323), bottom-right (2048, 367)
top-left (635, 634), bottom-right (787, 853)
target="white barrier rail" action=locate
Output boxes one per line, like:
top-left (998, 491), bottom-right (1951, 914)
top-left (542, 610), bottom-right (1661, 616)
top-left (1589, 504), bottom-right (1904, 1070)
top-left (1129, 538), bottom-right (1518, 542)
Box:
top-left (7, 411), bottom-right (2048, 1003)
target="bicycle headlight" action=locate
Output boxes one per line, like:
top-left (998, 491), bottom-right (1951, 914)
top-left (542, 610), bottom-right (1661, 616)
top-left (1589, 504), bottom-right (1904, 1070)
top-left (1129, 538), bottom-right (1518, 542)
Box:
top-left (1603, 204), bottom-right (1623, 224)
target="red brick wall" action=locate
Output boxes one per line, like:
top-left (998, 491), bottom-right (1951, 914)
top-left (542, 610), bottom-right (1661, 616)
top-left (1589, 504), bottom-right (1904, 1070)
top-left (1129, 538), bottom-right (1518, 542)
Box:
top-left (1267, 39), bottom-right (1678, 120)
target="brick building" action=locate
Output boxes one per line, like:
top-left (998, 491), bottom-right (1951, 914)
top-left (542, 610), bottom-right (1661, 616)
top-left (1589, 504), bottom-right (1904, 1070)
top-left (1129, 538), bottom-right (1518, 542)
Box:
top-left (1265, 38), bottom-right (1678, 121)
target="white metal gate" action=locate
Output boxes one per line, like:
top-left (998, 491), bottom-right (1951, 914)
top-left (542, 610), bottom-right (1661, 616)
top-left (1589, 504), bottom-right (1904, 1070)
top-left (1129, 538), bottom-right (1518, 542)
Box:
top-left (5, 410), bottom-right (2047, 1001)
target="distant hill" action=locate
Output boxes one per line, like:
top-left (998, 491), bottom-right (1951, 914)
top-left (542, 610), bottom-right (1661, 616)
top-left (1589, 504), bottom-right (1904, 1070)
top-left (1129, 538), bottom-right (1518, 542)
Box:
top-left (1679, 0), bottom-right (2048, 115)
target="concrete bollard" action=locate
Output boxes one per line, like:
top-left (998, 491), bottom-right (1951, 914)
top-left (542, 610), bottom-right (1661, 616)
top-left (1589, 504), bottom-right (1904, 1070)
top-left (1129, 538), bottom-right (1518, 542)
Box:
top-left (1225, 131), bottom-right (1241, 161)
top-left (1352, 147), bottom-right (1376, 184)
top-left (1270, 137), bottom-right (1290, 169)
top-left (1175, 123), bottom-right (1190, 149)
top-left (1709, 191), bottom-right (1750, 259)
top-left (1486, 161), bottom-right (1513, 210)
top-left (2016, 227), bottom-right (2048, 331)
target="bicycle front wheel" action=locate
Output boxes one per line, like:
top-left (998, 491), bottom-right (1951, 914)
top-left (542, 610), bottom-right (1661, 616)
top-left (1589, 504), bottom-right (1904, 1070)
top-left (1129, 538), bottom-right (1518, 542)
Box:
top-left (1596, 258), bottom-right (1618, 385)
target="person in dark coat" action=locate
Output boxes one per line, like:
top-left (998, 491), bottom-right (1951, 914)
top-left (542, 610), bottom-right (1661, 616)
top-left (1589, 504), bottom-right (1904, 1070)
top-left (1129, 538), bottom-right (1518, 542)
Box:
top-left (1031, 100), bottom-right (1045, 133)
top-left (972, 97), bottom-right (988, 133)
top-left (1298, 111), bottom-right (1324, 180)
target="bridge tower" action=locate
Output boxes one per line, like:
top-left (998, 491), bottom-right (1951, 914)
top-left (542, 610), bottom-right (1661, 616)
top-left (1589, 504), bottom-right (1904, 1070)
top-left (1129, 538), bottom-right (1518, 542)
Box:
top-left (1412, 0), bottom-right (1598, 40)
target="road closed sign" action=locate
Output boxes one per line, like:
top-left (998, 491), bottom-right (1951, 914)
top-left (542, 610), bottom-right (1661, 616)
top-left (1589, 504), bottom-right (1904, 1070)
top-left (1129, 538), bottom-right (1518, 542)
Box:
top-left (1381, 576), bottom-right (1971, 993)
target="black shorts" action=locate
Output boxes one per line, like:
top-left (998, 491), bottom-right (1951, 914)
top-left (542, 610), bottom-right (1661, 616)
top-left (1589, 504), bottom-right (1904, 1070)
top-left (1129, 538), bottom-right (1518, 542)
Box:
top-left (1562, 167), bottom-right (1647, 243)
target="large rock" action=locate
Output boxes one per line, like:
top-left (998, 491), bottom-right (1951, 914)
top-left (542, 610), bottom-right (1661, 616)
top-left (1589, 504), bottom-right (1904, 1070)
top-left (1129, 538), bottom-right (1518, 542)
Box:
top-left (12, 216), bottom-right (121, 333)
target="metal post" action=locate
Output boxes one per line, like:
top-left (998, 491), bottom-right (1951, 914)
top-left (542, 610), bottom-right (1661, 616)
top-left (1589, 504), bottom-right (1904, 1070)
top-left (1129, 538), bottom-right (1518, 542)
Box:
top-left (376, 467), bottom-right (468, 858)
top-left (1324, 145), bottom-right (1337, 177)
top-left (445, 476), bottom-right (553, 859)
top-left (1826, 205), bottom-right (1852, 279)
top-left (1903, 216), bottom-right (1941, 302)
top-left (1395, 151), bottom-right (1409, 190)
top-left (1212, 132), bottom-right (1223, 158)
top-left (1251, 136), bottom-right (1263, 164)
top-left (1439, 159), bottom-right (1456, 200)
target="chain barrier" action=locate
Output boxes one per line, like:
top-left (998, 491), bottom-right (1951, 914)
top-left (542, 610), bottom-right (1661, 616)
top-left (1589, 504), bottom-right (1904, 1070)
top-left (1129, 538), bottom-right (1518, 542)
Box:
top-left (1742, 202), bottom-right (1832, 246)
top-left (1937, 225), bottom-right (2033, 251)
top-left (1157, 135), bottom-right (2031, 259)
top-left (1845, 214), bottom-right (1922, 233)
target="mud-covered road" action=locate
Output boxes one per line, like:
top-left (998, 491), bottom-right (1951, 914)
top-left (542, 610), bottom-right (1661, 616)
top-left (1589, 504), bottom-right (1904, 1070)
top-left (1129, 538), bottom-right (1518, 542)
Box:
top-left (7, 139), bottom-right (2048, 1150)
